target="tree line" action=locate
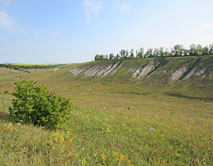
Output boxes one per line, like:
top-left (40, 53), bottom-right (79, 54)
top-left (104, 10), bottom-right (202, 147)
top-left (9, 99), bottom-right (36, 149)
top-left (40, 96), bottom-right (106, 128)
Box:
top-left (0, 63), bottom-right (63, 70)
top-left (94, 44), bottom-right (213, 61)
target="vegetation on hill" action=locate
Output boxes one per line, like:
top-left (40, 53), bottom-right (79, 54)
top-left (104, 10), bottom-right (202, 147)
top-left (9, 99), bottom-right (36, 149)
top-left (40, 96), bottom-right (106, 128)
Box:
top-left (68, 55), bottom-right (213, 84)
top-left (9, 80), bottom-right (72, 129)
top-left (0, 59), bottom-right (212, 165)
top-left (0, 63), bottom-right (64, 71)
top-left (94, 44), bottom-right (213, 61)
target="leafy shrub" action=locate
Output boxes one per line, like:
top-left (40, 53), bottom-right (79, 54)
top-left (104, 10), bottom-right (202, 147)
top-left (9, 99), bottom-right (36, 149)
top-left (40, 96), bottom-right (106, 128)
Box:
top-left (9, 80), bottom-right (72, 129)
top-left (152, 62), bottom-right (161, 72)
top-left (4, 90), bottom-right (9, 94)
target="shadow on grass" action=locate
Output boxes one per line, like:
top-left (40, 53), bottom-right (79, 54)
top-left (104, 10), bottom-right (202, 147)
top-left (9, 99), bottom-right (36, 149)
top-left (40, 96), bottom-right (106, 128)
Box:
top-left (113, 91), bottom-right (151, 96)
top-left (164, 92), bottom-right (213, 102)
top-left (0, 112), bottom-right (12, 123)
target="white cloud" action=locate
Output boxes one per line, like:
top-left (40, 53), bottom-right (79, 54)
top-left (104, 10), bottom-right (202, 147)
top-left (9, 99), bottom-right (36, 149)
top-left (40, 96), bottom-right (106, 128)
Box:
top-left (112, 0), bottom-right (128, 12)
top-left (0, 0), bottom-right (10, 8)
top-left (0, 0), bottom-right (18, 32)
top-left (83, 0), bottom-right (105, 23)
top-left (0, 10), bottom-right (16, 31)
top-left (82, 0), bottom-right (129, 23)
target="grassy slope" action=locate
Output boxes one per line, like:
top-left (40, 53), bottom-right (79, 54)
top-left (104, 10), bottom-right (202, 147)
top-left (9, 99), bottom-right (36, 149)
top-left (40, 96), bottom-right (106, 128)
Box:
top-left (0, 57), bottom-right (213, 165)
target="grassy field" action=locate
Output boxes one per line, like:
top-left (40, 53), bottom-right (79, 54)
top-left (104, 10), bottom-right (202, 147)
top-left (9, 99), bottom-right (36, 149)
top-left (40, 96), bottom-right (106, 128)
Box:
top-left (0, 76), bottom-right (10, 80)
top-left (0, 60), bottom-right (213, 165)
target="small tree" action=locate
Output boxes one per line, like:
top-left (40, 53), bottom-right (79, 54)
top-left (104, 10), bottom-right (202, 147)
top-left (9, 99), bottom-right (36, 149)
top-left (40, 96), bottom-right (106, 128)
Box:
top-left (138, 48), bottom-right (144, 58)
top-left (160, 47), bottom-right (165, 57)
top-left (197, 44), bottom-right (203, 56)
top-left (145, 48), bottom-right (153, 58)
top-left (190, 44), bottom-right (197, 56)
top-left (174, 44), bottom-right (183, 56)
top-left (203, 46), bottom-right (209, 55)
top-left (209, 44), bottom-right (213, 55)
top-left (130, 49), bottom-right (134, 59)
top-left (9, 80), bottom-right (72, 129)
top-left (95, 54), bottom-right (102, 61)
top-left (109, 53), bottom-right (114, 60)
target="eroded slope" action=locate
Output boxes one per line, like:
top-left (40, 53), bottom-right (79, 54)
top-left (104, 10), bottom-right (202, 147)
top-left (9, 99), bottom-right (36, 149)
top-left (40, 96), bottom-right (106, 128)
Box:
top-left (67, 56), bottom-right (213, 82)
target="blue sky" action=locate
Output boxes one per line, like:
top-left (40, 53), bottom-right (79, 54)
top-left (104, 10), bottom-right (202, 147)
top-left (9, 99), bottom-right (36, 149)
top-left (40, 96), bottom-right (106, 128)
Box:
top-left (0, 0), bottom-right (213, 64)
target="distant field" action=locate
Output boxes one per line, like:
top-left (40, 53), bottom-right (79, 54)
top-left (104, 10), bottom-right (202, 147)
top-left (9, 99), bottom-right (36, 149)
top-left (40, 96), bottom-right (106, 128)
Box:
top-left (0, 63), bottom-right (64, 70)
top-left (0, 76), bottom-right (10, 80)
top-left (0, 59), bottom-right (212, 166)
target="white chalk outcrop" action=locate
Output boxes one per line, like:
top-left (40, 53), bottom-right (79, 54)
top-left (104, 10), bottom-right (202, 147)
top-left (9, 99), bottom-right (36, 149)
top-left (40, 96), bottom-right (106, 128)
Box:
top-left (127, 64), bottom-right (154, 79)
top-left (68, 58), bottom-right (212, 81)
top-left (170, 67), bottom-right (188, 81)
top-left (69, 62), bottom-right (122, 78)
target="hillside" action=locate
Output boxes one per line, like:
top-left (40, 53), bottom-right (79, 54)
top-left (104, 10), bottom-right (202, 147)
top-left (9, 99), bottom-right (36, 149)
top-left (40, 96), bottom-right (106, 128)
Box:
top-left (51, 55), bottom-right (213, 99)
top-left (68, 56), bottom-right (213, 81)
top-left (0, 56), bottom-right (213, 165)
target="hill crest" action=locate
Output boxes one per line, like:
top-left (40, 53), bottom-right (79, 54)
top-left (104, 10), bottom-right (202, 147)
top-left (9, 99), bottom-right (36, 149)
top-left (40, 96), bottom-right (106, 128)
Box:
top-left (67, 56), bottom-right (213, 82)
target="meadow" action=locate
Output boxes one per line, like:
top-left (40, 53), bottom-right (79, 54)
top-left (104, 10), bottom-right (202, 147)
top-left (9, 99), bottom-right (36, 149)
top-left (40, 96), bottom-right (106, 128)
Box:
top-left (0, 63), bottom-right (212, 166)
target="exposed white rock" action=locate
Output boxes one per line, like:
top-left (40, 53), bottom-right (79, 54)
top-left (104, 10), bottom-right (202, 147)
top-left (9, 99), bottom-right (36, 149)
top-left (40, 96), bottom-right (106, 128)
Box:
top-left (69, 66), bottom-right (88, 76)
top-left (84, 65), bottom-right (101, 77)
top-left (127, 68), bottom-right (136, 76)
top-left (102, 63), bottom-right (122, 77)
top-left (127, 64), bottom-right (154, 79)
top-left (195, 69), bottom-right (206, 76)
top-left (137, 65), bottom-right (154, 78)
top-left (183, 67), bottom-right (197, 80)
top-left (170, 67), bottom-right (188, 81)
top-left (210, 71), bottom-right (213, 77)
top-left (99, 64), bottom-right (114, 77)
top-left (132, 68), bottom-right (141, 78)
top-left (83, 63), bottom-right (122, 78)
top-left (202, 74), bottom-right (206, 78)
top-left (69, 60), bottom-right (212, 80)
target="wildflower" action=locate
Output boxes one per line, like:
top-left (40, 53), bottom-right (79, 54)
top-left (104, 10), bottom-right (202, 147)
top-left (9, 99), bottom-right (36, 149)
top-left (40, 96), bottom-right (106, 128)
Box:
top-left (120, 154), bottom-right (128, 161)
top-left (128, 160), bottom-right (133, 166)
top-left (112, 151), bottom-right (120, 161)
top-left (67, 151), bottom-right (72, 157)
top-left (62, 141), bottom-right (66, 147)
top-left (161, 160), bottom-right (166, 166)
top-left (49, 140), bottom-right (54, 145)
top-left (112, 151), bottom-right (119, 157)
top-left (82, 158), bottom-right (87, 165)
top-left (3, 123), bottom-right (14, 133)
top-left (101, 153), bottom-right (106, 162)
top-left (107, 127), bottom-right (111, 132)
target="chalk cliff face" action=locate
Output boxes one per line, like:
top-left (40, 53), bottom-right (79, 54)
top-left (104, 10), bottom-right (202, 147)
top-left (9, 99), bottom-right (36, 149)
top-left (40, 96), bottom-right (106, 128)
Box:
top-left (68, 56), bottom-right (213, 82)
top-left (170, 67), bottom-right (188, 81)
top-left (127, 64), bottom-right (154, 79)
top-left (69, 62), bottom-right (123, 78)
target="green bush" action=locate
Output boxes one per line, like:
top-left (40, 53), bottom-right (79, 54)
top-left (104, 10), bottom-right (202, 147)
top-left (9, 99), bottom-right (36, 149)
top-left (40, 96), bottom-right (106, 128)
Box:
top-left (9, 80), bottom-right (72, 129)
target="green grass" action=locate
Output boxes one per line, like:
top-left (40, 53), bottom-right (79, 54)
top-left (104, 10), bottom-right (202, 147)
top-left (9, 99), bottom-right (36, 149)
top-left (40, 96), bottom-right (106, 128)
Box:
top-left (0, 57), bottom-right (213, 166)
top-left (0, 99), bottom-right (212, 165)
top-left (0, 76), bottom-right (10, 80)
